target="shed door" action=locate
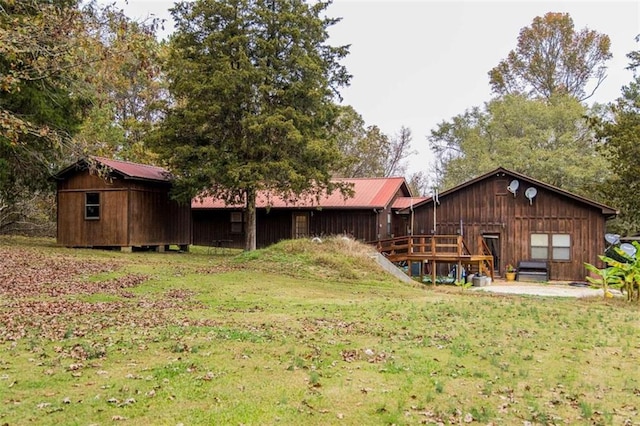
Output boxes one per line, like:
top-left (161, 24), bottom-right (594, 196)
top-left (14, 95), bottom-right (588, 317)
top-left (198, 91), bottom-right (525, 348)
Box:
top-left (293, 212), bottom-right (309, 239)
top-left (482, 233), bottom-right (501, 275)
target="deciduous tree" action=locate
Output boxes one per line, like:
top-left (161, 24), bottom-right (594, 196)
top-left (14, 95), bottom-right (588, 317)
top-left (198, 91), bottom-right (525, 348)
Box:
top-left (488, 12), bottom-right (612, 101)
top-left (594, 41), bottom-right (640, 234)
top-left (153, 0), bottom-right (351, 250)
top-left (383, 126), bottom-right (414, 178)
top-left (332, 106), bottom-right (415, 179)
top-left (331, 105), bottom-right (386, 177)
top-left (0, 0), bottom-right (88, 232)
top-left (0, 0), bottom-right (164, 233)
top-left (75, 2), bottom-right (166, 163)
top-left (429, 94), bottom-right (609, 196)
top-left (406, 170), bottom-right (431, 197)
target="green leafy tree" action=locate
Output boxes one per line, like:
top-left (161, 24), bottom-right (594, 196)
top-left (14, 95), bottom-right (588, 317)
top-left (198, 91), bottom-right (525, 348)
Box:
top-left (0, 0), bottom-right (165, 233)
top-left (332, 105), bottom-right (388, 177)
top-left (75, 2), bottom-right (166, 163)
top-left (0, 0), bottom-right (88, 232)
top-left (429, 94), bottom-right (609, 195)
top-left (489, 12), bottom-right (612, 101)
top-left (153, 0), bottom-right (351, 250)
top-left (594, 40), bottom-right (640, 235)
top-left (332, 105), bottom-right (415, 179)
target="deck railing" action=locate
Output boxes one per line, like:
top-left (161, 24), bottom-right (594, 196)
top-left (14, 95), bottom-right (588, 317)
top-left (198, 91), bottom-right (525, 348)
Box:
top-left (477, 236), bottom-right (495, 277)
top-left (376, 235), bottom-right (468, 260)
top-left (374, 234), bottom-right (495, 281)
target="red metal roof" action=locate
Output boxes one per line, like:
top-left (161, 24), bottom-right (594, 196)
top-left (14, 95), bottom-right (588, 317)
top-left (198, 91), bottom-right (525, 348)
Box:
top-left (92, 157), bottom-right (171, 182)
top-left (392, 196), bottom-right (429, 210)
top-left (192, 177), bottom-right (409, 209)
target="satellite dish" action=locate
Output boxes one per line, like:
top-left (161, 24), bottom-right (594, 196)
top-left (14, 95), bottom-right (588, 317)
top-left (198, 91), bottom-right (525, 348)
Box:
top-left (507, 179), bottom-right (519, 197)
top-left (620, 243), bottom-right (637, 258)
top-left (605, 233), bottom-right (620, 245)
top-left (524, 187), bottom-right (537, 205)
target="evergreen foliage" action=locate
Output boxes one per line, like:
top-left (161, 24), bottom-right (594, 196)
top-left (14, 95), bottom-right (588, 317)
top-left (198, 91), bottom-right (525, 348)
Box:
top-left (152, 0), bottom-right (351, 250)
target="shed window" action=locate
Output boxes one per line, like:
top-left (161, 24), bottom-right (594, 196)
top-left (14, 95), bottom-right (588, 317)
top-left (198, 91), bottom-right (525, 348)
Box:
top-left (230, 212), bottom-right (243, 234)
top-left (531, 233), bottom-right (571, 261)
top-left (85, 192), bottom-right (100, 220)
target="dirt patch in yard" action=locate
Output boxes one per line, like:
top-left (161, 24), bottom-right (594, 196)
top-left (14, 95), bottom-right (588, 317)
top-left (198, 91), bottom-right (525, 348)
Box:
top-left (472, 279), bottom-right (618, 298)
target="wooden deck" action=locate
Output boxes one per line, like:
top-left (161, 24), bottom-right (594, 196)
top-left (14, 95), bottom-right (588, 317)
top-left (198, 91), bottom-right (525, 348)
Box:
top-left (374, 235), bottom-right (495, 283)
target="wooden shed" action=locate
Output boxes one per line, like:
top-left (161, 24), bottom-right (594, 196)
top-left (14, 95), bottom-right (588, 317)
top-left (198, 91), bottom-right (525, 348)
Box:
top-left (400, 167), bottom-right (617, 281)
top-left (192, 177), bottom-right (424, 249)
top-left (55, 157), bottom-right (192, 251)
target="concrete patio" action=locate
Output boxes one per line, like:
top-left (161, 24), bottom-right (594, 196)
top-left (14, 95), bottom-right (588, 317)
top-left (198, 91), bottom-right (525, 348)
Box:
top-left (472, 280), bottom-right (621, 298)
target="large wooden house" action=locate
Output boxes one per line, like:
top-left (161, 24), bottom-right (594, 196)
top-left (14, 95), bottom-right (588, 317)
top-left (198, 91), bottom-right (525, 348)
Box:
top-left (192, 177), bottom-right (426, 249)
top-left (399, 167), bottom-right (617, 281)
top-left (55, 157), bottom-right (192, 251)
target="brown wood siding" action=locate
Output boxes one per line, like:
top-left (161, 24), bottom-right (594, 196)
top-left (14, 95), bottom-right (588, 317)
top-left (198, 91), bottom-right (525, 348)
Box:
top-left (192, 210), bottom-right (245, 248)
top-left (58, 172), bottom-right (130, 191)
top-left (57, 189), bottom-right (129, 247)
top-left (165, 199), bottom-right (192, 245)
top-left (192, 208), bottom-right (381, 249)
top-left (191, 181), bottom-right (410, 249)
top-left (57, 170), bottom-right (191, 248)
top-left (128, 189), bottom-right (192, 246)
top-left (309, 209), bottom-right (378, 241)
top-left (257, 210), bottom-right (292, 247)
top-left (411, 174), bottom-right (609, 281)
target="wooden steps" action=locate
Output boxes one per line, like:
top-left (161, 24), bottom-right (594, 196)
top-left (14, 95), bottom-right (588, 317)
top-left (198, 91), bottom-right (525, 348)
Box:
top-left (375, 235), bottom-right (495, 282)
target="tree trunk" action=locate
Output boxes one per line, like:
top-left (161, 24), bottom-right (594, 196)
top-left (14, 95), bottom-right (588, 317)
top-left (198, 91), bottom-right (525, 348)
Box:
top-left (245, 188), bottom-right (257, 251)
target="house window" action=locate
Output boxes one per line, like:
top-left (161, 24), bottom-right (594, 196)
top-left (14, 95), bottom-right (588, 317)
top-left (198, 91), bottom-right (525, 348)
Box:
top-left (531, 233), bottom-right (571, 261)
top-left (552, 234), bottom-right (571, 260)
top-left (230, 212), bottom-right (243, 234)
top-left (531, 234), bottom-right (548, 259)
top-left (85, 192), bottom-right (100, 220)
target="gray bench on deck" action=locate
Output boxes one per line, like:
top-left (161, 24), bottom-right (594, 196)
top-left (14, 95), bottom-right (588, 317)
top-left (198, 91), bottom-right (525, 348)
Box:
top-left (517, 260), bottom-right (549, 282)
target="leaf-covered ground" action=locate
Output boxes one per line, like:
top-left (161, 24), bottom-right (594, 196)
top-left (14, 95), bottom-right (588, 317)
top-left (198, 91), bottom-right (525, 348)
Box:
top-left (1, 237), bottom-right (640, 425)
top-left (0, 246), bottom-right (207, 343)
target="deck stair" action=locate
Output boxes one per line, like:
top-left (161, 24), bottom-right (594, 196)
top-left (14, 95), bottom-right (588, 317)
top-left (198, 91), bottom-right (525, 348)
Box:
top-left (374, 235), bottom-right (494, 283)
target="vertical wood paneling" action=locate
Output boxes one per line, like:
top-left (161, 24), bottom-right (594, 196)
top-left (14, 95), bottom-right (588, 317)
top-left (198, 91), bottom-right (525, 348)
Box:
top-left (57, 170), bottom-right (191, 248)
top-left (410, 172), bottom-right (611, 281)
top-left (193, 208), bottom-right (380, 249)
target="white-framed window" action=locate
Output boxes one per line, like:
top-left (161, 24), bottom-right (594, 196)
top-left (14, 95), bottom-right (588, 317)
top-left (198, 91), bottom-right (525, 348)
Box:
top-left (531, 233), bottom-right (571, 261)
top-left (552, 234), bottom-right (571, 260)
top-left (531, 234), bottom-right (548, 259)
top-left (230, 211), bottom-right (243, 234)
top-left (85, 192), bottom-right (100, 220)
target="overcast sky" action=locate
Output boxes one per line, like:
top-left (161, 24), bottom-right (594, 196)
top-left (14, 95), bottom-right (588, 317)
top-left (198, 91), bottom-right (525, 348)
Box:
top-left (109, 0), bottom-right (640, 176)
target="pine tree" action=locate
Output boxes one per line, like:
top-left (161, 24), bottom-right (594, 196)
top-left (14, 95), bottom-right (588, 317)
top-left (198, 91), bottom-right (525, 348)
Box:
top-left (153, 0), bottom-right (351, 250)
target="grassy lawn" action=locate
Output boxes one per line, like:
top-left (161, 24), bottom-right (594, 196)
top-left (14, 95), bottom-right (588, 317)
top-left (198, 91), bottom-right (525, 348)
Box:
top-left (0, 236), bottom-right (639, 425)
